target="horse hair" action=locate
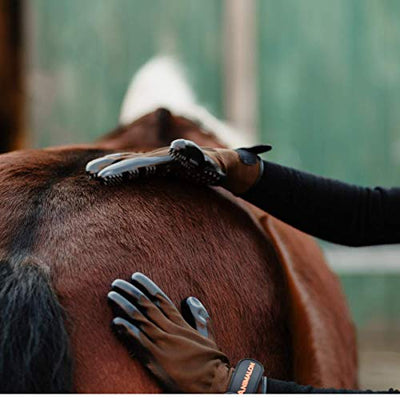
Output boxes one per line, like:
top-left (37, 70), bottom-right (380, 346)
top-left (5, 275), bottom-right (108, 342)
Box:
top-left (0, 260), bottom-right (73, 393)
top-left (0, 110), bottom-right (357, 391)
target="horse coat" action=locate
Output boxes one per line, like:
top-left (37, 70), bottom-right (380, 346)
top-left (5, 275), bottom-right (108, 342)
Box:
top-left (0, 108), bottom-right (357, 392)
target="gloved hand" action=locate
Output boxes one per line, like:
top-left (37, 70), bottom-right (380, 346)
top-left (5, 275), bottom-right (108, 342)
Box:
top-left (86, 139), bottom-right (271, 194)
top-left (107, 272), bottom-right (234, 393)
top-left (108, 275), bottom-right (398, 395)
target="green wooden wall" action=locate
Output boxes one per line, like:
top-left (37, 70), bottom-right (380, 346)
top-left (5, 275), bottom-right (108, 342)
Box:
top-left (340, 273), bottom-right (400, 330)
top-left (29, 0), bottom-right (223, 147)
top-left (258, 0), bottom-right (400, 187)
top-left (29, 0), bottom-right (400, 186)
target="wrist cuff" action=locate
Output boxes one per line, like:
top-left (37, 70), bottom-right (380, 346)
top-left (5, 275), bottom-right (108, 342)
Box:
top-left (226, 359), bottom-right (264, 394)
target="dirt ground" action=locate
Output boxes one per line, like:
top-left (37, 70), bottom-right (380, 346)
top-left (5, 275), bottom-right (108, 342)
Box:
top-left (359, 330), bottom-right (400, 390)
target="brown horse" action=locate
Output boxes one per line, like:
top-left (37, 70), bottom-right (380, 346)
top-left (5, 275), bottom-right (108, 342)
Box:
top-left (0, 107), bottom-right (356, 393)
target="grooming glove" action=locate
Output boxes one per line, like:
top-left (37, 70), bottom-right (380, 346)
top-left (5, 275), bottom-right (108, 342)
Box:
top-left (86, 139), bottom-right (271, 194)
top-left (107, 272), bottom-right (233, 393)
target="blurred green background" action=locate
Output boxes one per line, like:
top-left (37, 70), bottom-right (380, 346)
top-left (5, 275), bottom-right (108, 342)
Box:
top-left (27, 0), bottom-right (400, 389)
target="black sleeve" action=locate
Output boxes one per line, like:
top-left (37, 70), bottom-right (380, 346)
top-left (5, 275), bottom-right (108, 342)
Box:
top-left (240, 160), bottom-right (400, 246)
top-left (267, 378), bottom-right (399, 394)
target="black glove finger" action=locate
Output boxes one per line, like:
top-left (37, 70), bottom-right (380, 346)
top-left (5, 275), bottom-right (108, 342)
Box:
top-left (175, 164), bottom-right (225, 186)
top-left (181, 297), bottom-right (216, 342)
top-left (85, 152), bottom-right (135, 177)
top-left (131, 272), bottom-right (187, 327)
top-left (111, 316), bottom-right (157, 364)
top-left (111, 279), bottom-right (152, 307)
top-left (96, 154), bottom-right (174, 184)
top-left (111, 316), bottom-right (142, 343)
top-left (108, 290), bottom-right (142, 319)
top-left (169, 139), bottom-right (208, 168)
top-left (111, 278), bottom-right (178, 333)
top-left (112, 317), bottom-right (181, 393)
top-left (169, 139), bottom-right (225, 185)
top-left (108, 290), bottom-right (165, 340)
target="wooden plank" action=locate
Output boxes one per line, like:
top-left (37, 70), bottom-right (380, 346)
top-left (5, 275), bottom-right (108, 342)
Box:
top-left (223, 0), bottom-right (258, 141)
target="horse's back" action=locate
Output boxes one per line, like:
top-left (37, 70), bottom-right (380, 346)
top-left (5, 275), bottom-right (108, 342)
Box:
top-left (0, 147), bottom-right (292, 392)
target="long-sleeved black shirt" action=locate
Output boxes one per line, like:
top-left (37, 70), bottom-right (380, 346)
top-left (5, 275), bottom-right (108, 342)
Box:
top-left (267, 378), bottom-right (399, 393)
top-left (240, 161), bottom-right (400, 393)
top-left (241, 161), bottom-right (400, 246)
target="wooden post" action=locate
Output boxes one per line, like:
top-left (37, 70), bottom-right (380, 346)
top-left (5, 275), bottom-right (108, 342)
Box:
top-left (0, 0), bottom-right (24, 152)
top-left (223, 0), bottom-right (258, 142)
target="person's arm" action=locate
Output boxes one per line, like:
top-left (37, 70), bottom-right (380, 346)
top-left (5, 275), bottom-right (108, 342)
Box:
top-left (86, 139), bottom-right (400, 246)
top-left (107, 273), bottom-right (399, 394)
top-left (242, 161), bottom-right (400, 246)
top-left (267, 378), bottom-right (399, 394)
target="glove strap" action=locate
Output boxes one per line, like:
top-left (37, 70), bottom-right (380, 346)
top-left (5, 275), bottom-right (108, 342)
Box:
top-left (226, 359), bottom-right (265, 394)
top-left (235, 144), bottom-right (272, 165)
top-left (235, 145), bottom-right (271, 190)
